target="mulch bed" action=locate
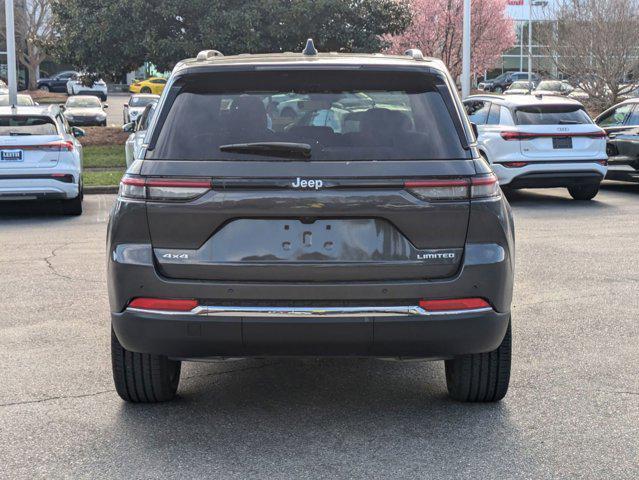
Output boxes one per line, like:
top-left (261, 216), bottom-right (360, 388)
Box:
top-left (78, 127), bottom-right (128, 146)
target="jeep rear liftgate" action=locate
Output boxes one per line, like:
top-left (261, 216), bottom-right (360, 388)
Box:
top-left (129, 160), bottom-right (483, 283)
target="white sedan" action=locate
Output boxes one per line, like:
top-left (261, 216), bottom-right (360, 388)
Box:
top-left (67, 74), bottom-right (108, 101)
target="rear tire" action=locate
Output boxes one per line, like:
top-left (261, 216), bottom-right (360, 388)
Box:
top-left (39, 85), bottom-right (50, 92)
top-left (140, 87), bottom-right (151, 94)
top-left (568, 183), bottom-right (600, 200)
top-left (111, 328), bottom-right (181, 403)
top-left (493, 86), bottom-right (503, 93)
top-left (61, 188), bottom-right (83, 216)
top-left (445, 320), bottom-right (511, 402)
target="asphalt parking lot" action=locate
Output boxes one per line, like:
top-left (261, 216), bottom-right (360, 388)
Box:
top-left (0, 185), bottom-right (637, 479)
top-left (105, 93), bottom-right (130, 127)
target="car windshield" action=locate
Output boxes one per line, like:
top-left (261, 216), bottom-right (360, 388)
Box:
top-left (0, 95), bottom-right (35, 106)
top-left (0, 115), bottom-right (57, 135)
top-left (537, 81), bottom-right (564, 91)
top-left (149, 70), bottom-right (468, 161)
top-left (514, 105), bottom-right (592, 125)
top-left (66, 97), bottom-right (101, 108)
top-left (130, 96), bottom-right (158, 107)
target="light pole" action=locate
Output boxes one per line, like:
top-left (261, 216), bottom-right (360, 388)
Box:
top-left (461, 0), bottom-right (471, 98)
top-left (4, 0), bottom-right (18, 106)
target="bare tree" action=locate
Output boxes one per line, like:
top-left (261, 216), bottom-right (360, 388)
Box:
top-left (1, 0), bottom-right (54, 90)
top-left (539, 0), bottom-right (639, 109)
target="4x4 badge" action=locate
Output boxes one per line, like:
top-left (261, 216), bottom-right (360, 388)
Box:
top-left (162, 253), bottom-right (189, 260)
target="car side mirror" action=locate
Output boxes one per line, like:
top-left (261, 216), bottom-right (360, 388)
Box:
top-left (122, 122), bottom-right (135, 133)
top-left (123, 104), bottom-right (129, 109)
top-left (71, 127), bottom-right (85, 138)
top-left (59, 104), bottom-right (65, 111)
top-left (471, 122), bottom-right (479, 138)
top-left (103, 104), bottom-right (109, 109)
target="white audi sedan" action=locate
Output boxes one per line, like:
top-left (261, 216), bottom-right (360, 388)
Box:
top-left (0, 105), bottom-right (85, 214)
top-left (464, 95), bottom-right (607, 200)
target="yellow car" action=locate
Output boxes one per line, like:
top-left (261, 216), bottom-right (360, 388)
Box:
top-left (129, 77), bottom-right (167, 95)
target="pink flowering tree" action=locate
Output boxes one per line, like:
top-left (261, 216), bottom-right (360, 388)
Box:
top-left (386, 0), bottom-right (515, 79)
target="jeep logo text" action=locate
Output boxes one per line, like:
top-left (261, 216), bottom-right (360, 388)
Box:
top-left (292, 177), bottom-right (324, 190)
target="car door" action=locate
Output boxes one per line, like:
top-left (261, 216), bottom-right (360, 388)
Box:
top-left (52, 72), bottom-right (74, 92)
top-left (150, 78), bottom-right (167, 95)
top-left (596, 103), bottom-right (639, 167)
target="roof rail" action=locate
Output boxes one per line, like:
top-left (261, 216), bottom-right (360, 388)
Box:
top-left (404, 48), bottom-right (425, 61)
top-left (196, 49), bottom-right (224, 61)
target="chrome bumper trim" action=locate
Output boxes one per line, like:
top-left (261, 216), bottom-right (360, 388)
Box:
top-left (127, 305), bottom-right (493, 317)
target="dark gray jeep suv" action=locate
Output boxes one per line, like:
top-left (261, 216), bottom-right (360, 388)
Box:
top-left (107, 44), bottom-right (515, 403)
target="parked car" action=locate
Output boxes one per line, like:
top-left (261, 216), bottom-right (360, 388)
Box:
top-left (464, 94), bottom-right (607, 200)
top-left (504, 81), bottom-right (535, 95)
top-left (478, 72), bottom-right (540, 93)
top-left (0, 94), bottom-right (36, 106)
top-left (62, 95), bottom-right (108, 126)
top-left (123, 93), bottom-right (159, 124)
top-left (67, 75), bottom-right (108, 101)
top-left (129, 77), bottom-right (167, 95)
top-left (108, 44), bottom-right (514, 404)
top-left (533, 80), bottom-right (574, 97)
top-left (37, 70), bottom-right (79, 93)
top-left (0, 105), bottom-right (84, 214)
top-left (123, 101), bottom-right (157, 167)
top-left (595, 99), bottom-right (639, 181)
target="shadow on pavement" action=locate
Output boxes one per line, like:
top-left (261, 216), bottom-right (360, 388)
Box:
top-left (109, 358), bottom-right (529, 477)
top-left (0, 200), bottom-right (71, 219)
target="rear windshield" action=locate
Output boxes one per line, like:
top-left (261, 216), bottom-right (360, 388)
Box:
top-left (0, 116), bottom-right (57, 135)
top-left (148, 70), bottom-right (468, 161)
top-left (514, 105), bottom-right (592, 125)
top-left (66, 97), bottom-right (101, 108)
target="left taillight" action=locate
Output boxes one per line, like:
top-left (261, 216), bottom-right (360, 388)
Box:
top-left (119, 176), bottom-right (211, 201)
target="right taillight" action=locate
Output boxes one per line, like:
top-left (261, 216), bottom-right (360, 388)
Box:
top-left (119, 176), bottom-right (211, 201)
top-left (405, 173), bottom-right (500, 201)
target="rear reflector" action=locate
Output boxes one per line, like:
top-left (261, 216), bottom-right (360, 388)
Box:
top-left (501, 131), bottom-right (607, 141)
top-left (502, 161), bottom-right (528, 168)
top-left (119, 176), bottom-right (211, 201)
top-left (419, 298), bottom-right (491, 311)
top-left (405, 173), bottom-right (499, 200)
top-left (128, 298), bottom-right (199, 312)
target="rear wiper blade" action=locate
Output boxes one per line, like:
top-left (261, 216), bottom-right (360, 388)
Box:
top-left (219, 142), bottom-right (312, 159)
top-left (9, 132), bottom-right (31, 136)
top-left (558, 120), bottom-right (580, 124)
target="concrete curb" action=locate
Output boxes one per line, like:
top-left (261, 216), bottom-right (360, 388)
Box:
top-left (85, 185), bottom-right (118, 194)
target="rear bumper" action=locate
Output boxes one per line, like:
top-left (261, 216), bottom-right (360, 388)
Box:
top-left (494, 161), bottom-right (607, 187)
top-left (0, 175), bottom-right (80, 200)
top-left (112, 305), bottom-right (511, 358)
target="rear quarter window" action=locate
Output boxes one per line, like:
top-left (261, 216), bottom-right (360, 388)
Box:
top-left (148, 70), bottom-right (469, 161)
top-left (0, 116), bottom-right (57, 135)
top-left (514, 105), bottom-right (592, 125)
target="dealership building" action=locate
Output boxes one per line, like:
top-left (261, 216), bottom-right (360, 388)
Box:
top-left (494, 0), bottom-right (559, 76)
